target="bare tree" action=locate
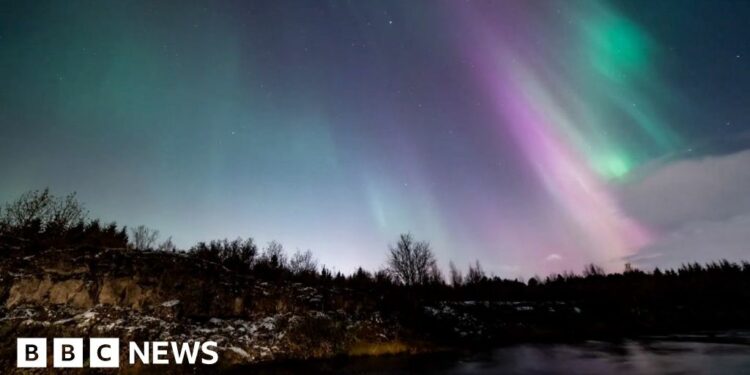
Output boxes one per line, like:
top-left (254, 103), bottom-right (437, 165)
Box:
top-left (449, 261), bottom-right (463, 287)
top-left (263, 240), bottom-right (287, 268)
top-left (48, 192), bottom-right (87, 230)
top-left (157, 236), bottom-right (177, 252)
top-left (130, 225), bottom-right (159, 251)
top-left (466, 260), bottom-right (486, 284)
top-left (1, 188), bottom-right (86, 231)
top-left (232, 238), bottom-right (257, 267)
top-left (1, 188), bottom-right (53, 229)
top-left (427, 262), bottom-right (444, 285)
top-left (583, 263), bottom-right (605, 277)
top-left (289, 249), bottom-right (318, 274)
top-left (386, 233), bottom-right (437, 286)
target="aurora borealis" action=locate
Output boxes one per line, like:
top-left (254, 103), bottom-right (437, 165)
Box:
top-left (2, 1), bottom-right (750, 277)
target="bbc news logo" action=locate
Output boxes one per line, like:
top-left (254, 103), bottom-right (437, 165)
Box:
top-left (17, 338), bottom-right (218, 368)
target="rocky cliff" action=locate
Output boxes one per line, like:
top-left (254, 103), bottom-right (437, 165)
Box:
top-left (0, 247), bottom-right (414, 373)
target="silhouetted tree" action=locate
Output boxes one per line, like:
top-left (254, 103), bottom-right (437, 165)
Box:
top-left (0, 189), bottom-right (128, 249)
top-left (1, 188), bottom-right (87, 232)
top-left (334, 271), bottom-right (346, 284)
top-left (130, 225), bottom-right (159, 251)
top-left (375, 269), bottom-right (394, 285)
top-left (466, 260), bottom-right (485, 284)
top-left (263, 240), bottom-right (287, 269)
top-left (320, 266), bottom-right (333, 281)
top-left (349, 267), bottom-right (373, 288)
top-left (289, 249), bottom-right (318, 274)
top-left (427, 262), bottom-right (444, 285)
top-left (220, 237), bottom-right (257, 271)
top-left (528, 276), bottom-right (540, 287)
top-left (449, 261), bottom-right (463, 287)
top-left (189, 237), bottom-right (257, 271)
top-left (387, 233), bottom-right (437, 286)
top-left (625, 262), bottom-right (642, 274)
top-left (79, 220), bottom-right (128, 248)
top-left (158, 236), bottom-right (177, 252)
top-left (583, 263), bottom-right (605, 277)
top-left (48, 192), bottom-right (88, 231)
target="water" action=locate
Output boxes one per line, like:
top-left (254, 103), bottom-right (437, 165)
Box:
top-left (436, 341), bottom-right (750, 374)
top-left (243, 337), bottom-right (750, 374)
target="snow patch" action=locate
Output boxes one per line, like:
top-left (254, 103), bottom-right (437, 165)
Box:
top-left (161, 299), bottom-right (180, 307)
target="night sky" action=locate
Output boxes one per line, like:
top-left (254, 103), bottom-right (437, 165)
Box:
top-left (2, 1), bottom-right (750, 277)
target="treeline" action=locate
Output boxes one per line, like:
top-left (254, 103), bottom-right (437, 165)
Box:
top-left (0, 189), bottom-right (127, 250)
top-left (3, 189), bottom-right (750, 316)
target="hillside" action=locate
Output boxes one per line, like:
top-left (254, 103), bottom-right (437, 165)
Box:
top-left (0, 246), bottom-right (414, 373)
top-left (2, 244), bottom-right (750, 373)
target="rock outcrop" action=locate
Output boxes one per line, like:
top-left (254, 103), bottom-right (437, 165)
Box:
top-left (0, 248), bottom-right (413, 373)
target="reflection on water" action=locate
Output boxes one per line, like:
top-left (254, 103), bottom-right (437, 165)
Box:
top-left (443, 341), bottom-right (750, 375)
top-left (242, 338), bottom-right (750, 375)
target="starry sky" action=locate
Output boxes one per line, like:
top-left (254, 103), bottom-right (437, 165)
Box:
top-left (2, 0), bottom-right (750, 277)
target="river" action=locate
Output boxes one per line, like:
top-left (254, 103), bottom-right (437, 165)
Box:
top-left (242, 334), bottom-right (750, 374)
